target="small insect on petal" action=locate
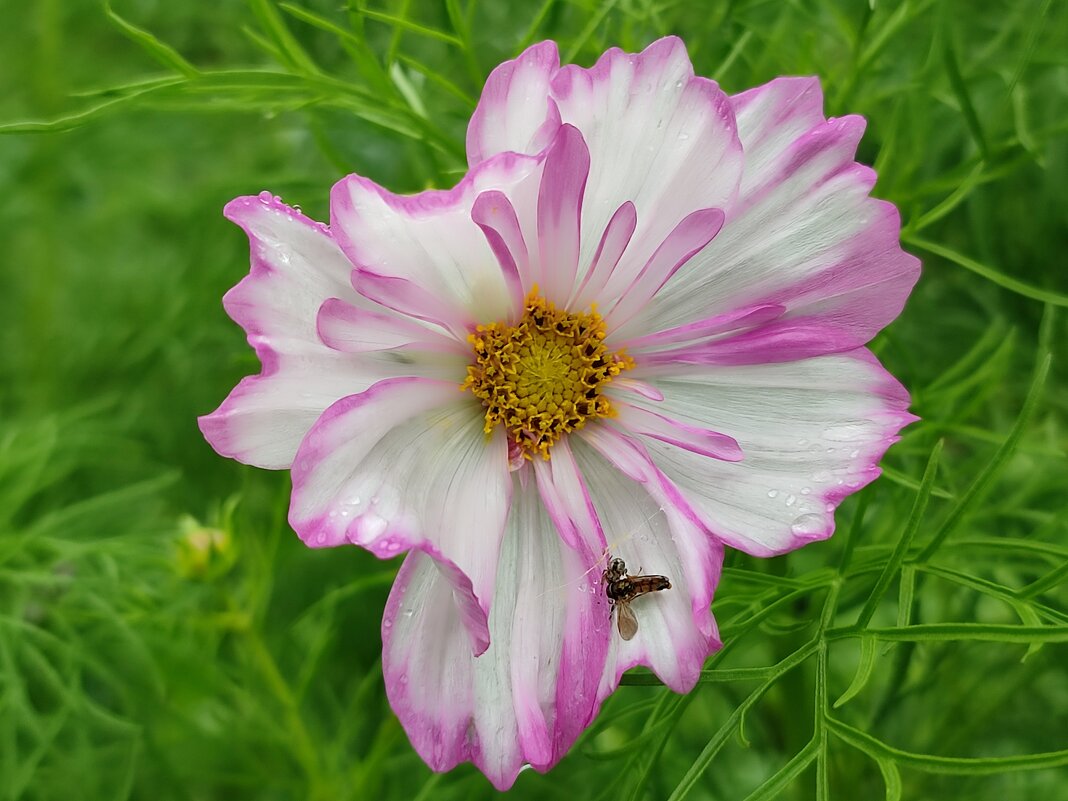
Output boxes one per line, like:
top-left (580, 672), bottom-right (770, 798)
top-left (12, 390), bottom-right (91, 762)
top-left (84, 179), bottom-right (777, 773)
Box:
top-left (602, 555), bottom-right (672, 641)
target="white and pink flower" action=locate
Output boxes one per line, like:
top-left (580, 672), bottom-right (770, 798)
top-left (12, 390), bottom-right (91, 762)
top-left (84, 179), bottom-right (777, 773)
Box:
top-left (200, 37), bottom-right (918, 789)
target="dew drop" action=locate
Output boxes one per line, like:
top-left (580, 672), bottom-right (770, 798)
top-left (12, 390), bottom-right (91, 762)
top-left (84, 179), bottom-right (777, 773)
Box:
top-left (785, 494), bottom-right (797, 507)
top-left (790, 514), bottom-right (825, 538)
top-left (258, 190), bottom-right (272, 202)
top-left (850, 449), bottom-right (860, 459)
top-left (801, 487), bottom-right (811, 495)
top-left (767, 489), bottom-right (779, 498)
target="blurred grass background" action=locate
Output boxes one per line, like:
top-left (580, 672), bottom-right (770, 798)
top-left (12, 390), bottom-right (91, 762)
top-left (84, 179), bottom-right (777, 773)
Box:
top-left (1, 0), bottom-right (1066, 799)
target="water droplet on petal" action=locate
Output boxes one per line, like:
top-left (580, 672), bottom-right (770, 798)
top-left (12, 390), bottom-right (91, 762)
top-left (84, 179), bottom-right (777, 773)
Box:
top-left (801, 487), bottom-right (811, 495)
top-left (790, 514), bottom-right (825, 538)
top-left (767, 489), bottom-right (779, 498)
top-left (785, 494), bottom-right (797, 507)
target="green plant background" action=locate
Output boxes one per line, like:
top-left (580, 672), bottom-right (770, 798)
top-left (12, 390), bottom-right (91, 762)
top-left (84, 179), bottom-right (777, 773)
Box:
top-left (1, 0), bottom-right (1066, 799)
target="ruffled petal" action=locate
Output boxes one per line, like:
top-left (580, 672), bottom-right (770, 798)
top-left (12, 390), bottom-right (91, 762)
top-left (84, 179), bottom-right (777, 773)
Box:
top-left (330, 151), bottom-right (544, 335)
top-left (638, 77), bottom-right (920, 353)
top-left (463, 38), bottom-right (744, 310)
top-left (627, 350), bottom-right (917, 556)
top-left (466, 41), bottom-right (561, 167)
top-left (199, 194), bottom-right (377, 469)
top-left (382, 480), bottom-right (610, 790)
top-left (572, 432), bottom-right (724, 694)
top-left (288, 377), bottom-right (511, 653)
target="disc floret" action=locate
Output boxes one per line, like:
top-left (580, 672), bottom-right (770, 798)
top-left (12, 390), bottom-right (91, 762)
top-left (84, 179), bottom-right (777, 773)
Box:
top-left (463, 292), bottom-right (633, 459)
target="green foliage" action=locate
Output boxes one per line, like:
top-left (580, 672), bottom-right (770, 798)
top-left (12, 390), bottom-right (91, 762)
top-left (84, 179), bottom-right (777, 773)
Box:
top-left (1, 0), bottom-right (1066, 799)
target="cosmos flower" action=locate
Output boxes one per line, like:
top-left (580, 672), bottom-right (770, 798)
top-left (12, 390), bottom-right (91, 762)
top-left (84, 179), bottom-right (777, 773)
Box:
top-left (199, 37), bottom-right (919, 789)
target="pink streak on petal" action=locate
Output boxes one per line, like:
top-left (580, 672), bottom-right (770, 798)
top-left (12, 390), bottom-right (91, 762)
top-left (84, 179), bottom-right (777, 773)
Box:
top-left (472, 190), bottom-right (530, 316)
top-left (640, 319), bottom-right (863, 368)
top-left (352, 269), bottom-right (474, 339)
top-left (577, 424), bottom-right (651, 484)
top-left (606, 207), bottom-right (725, 332)
top-left (611, 377), bottom-right (665, 402)
top-left (613, 401), bottom-right (743, 462)
top-left (573, 200), bottom-right (637, 309)
top-left (537, 124), bottom-right (590, 303)
top-left (316, 297), bottom-right (466, 355)
top-left (620, 303), bottom-right (786, 352)
top-left (533, 438), bottom-right (607, 553)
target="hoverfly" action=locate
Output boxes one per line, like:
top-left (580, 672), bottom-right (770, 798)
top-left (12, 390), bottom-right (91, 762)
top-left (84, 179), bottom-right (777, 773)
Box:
top-left (602, 556), bottom-right (671, 640)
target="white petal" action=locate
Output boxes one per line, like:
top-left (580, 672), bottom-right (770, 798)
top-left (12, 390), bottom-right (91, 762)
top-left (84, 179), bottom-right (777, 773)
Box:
top-left (466, 41), bottom-right (561, 166)
top-left (383, 481), bottom-right (611, 790)
top-left (639, 78), bottom-right (919, 351)
top-left (550, 37), bottom-right (743, 303)
top-left (630, 351), bottom-right (916, 555)
top-left (199, 195), bottom-right (377, 469)
top-left (289, 378), bottom-right (511, 652)
top-left (572, 433), bottom-right (723, 694)
top-left (330, 152), bottom-right (543, 333)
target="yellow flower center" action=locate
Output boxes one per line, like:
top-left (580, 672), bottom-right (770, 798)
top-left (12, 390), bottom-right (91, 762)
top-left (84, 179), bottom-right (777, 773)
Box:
top-left (463, 292), bottom-right (634, 460)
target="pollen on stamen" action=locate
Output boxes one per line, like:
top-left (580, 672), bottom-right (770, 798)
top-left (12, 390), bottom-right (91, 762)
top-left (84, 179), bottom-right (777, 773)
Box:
top-left (462, 291), bottom-right (634, 460)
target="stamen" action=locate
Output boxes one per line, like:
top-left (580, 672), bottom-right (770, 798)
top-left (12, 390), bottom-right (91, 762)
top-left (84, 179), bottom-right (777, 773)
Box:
top-left (463, 291), bottom-right (634, 460)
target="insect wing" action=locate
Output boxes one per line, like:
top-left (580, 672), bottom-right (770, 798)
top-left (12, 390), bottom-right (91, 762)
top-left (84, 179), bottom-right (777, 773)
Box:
top-left (615, 601), bottom-right (639, 641)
